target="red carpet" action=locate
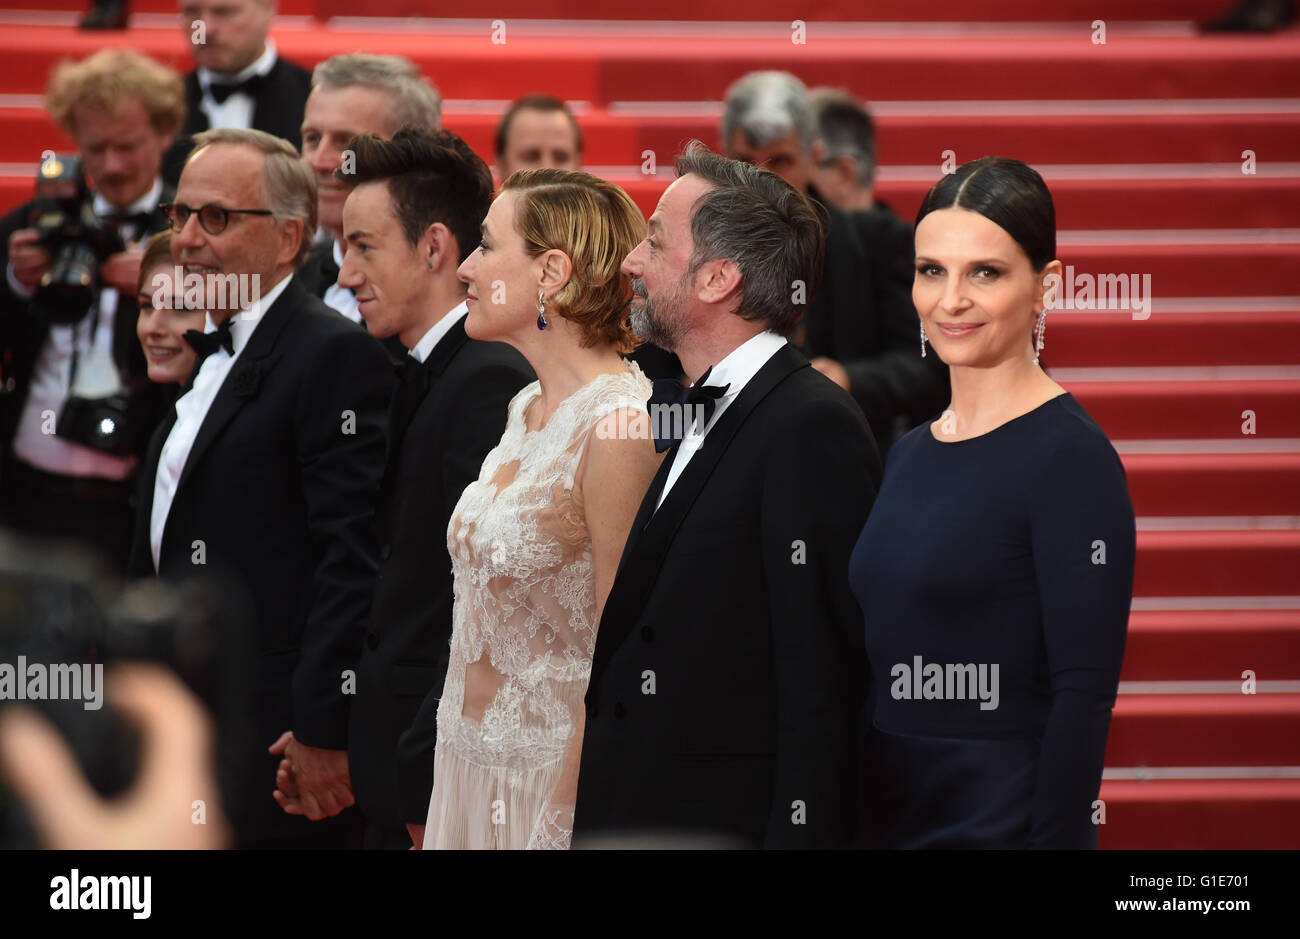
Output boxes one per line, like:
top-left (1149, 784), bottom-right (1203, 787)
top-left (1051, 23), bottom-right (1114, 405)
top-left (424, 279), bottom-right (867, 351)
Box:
top-left (0, 6), bottom-right (1296, 849)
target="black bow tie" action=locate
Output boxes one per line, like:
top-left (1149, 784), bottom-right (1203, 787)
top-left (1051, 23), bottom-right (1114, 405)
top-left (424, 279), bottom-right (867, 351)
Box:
top-left (319, 252), bottom-right (341, 287)
top-left (647, 366), bottom-right (730, 453)
top-left (183, 318), bottom-right (235, 364)
top-left (207, 73), bottom-right (265, 104)
top-left (102, 210), bottom-right (155, 237)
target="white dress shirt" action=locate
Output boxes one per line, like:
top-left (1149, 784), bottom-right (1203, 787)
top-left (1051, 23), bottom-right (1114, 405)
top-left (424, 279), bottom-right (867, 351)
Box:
top-left (149, 273), bottom-right (292, 569)
top-left (322, 239), bottom-right (362, 325)
top-left (196, 41), bottom-right (279, 133)
top-left (656, 330), bottom-right (787, 511)
top-left (408, 301), bottom-right (469, 364)
top-left (9, 179), bottom-right (164, 479)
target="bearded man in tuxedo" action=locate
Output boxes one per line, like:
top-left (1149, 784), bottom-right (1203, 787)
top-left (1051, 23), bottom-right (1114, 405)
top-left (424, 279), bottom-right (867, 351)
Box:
top-left (573, 142), bottom-right (881, 848)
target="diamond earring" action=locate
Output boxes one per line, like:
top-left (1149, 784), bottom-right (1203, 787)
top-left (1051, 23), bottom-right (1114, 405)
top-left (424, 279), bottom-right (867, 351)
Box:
top-left (536, 290), bottom-right (548, 330)
top-left (919, 320), bottom-right (928, 358)
top-left (1033, 310), bottom-right (1047, 365)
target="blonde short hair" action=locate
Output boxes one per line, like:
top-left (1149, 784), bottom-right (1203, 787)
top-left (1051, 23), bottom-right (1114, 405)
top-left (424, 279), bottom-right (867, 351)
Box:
top-left (46, 48), bottom-right (185, 139)
top-left (188, 127), bottom-right (318, 267)
top-left (502, 169), bottom-right (645, 353)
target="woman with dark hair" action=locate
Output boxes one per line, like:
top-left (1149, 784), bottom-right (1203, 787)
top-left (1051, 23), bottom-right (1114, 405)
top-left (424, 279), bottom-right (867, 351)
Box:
top-left (849, 156), bottom-right (1135, 848)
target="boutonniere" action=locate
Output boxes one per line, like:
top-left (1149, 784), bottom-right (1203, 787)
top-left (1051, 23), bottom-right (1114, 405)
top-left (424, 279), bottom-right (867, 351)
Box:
top-left (229, 359), bottom-right (264, 399)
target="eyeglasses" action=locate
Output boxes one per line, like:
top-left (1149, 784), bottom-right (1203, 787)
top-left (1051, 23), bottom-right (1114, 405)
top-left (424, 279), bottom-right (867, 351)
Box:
top-left (161, 202), bottom-right (274, 235)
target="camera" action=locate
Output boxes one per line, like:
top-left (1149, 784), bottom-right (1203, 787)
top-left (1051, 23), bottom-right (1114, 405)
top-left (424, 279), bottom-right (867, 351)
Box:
top-left (27, 153), bottom-right (125, 325)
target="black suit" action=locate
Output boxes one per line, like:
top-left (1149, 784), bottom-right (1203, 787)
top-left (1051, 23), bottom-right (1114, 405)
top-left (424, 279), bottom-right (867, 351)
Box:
top-left (0, 187), bottom-right (175, 568)
top-left (800, 192), bottom-right (948, 455)
top-left (573, 343), bottom-right (881, 849)
top-left (161, 56), bottom-right (313, 186)
top-left (128, 276), bottom-right (393, 848)
top-left (348, 315), bottom-right (532, 847)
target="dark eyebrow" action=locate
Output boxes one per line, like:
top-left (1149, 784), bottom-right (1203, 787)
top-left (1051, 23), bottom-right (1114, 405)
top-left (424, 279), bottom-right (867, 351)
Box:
top-left (345, 230), bottom-right (374, 243)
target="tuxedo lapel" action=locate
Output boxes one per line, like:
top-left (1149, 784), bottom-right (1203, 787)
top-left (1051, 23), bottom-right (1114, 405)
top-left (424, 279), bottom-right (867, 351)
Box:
top-left (172, 279), bottom-right (300, 499)
top-left (591, 343), bottom-right (809, 680)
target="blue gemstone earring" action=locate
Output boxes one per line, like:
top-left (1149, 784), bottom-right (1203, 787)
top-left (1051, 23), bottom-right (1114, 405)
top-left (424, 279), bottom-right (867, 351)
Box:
top-left (537, 290), bottom-right (548, 330)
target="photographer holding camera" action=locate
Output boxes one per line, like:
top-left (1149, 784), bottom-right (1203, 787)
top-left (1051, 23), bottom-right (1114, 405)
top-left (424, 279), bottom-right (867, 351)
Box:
top-left (0, 49), bottom-right (184, 571)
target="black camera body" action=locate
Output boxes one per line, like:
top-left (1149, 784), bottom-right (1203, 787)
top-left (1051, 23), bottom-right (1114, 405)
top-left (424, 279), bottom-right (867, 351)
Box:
top-left (28, 153), bottom-right (125, 326)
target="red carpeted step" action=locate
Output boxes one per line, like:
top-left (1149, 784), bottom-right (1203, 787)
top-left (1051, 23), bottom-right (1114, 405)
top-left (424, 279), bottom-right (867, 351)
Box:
top-left (5, 171), bottom-right (1295, 233)
top-left (1048, 312), bottom-right (1300, 369)
top-left (1097, 779), bottom-right (1300, 849)
top-left (1133, 530), bottom-right (1300, 597)
top-left (0, 26), bottom-right (1296, 104)
top-left (1106, 694), bottom-right (1300, 765)
top-left (1123, 453), bottom-right (1300, 517)
top-left (23, 0), bottom-right (1234, 22)
top-left (6, 107), bottom-right (1293, 168)
top-left (319, 1), bottom-right (1232, 22)
top-left (1065, 379), bottom-right (1300, 439)
top-left (1121, 610), bottom-right (1300, 682)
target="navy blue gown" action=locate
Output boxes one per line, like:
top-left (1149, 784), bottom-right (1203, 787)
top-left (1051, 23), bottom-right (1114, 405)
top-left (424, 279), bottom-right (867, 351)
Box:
top-left (849, 393), bottom-right (1135, 848)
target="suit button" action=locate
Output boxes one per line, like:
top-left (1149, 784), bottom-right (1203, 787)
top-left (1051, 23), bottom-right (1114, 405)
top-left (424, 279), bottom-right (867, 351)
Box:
top-left (614, 702), bottom-right (626, 719)
top-left (379, 544), bottom-right (392, 561)
top-left (640, 625), bottom-right (654, 642)
top-left (586, 700), bottom-right (598, 719)
top-left (366, 632), bottom-right (379, 650)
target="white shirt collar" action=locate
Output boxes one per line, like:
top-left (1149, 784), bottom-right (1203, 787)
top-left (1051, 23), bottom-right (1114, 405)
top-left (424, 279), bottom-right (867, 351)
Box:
top-left (695, 330), bottom-right (786, 400)
top-left (203, 272), bottom-right (293, 355)
top-left (409, 301), bottom-right (469, 364)
top-left (198, 39), bottom-right (278, 89)
top-left (92, 177), bottom-right (163, 217)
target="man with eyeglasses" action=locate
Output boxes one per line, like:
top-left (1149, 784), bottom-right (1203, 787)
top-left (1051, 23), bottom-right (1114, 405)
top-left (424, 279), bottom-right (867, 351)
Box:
top-left (128, 127), bottom-right (393, 849)
top-left (0, 49), bottom-right (182, 571)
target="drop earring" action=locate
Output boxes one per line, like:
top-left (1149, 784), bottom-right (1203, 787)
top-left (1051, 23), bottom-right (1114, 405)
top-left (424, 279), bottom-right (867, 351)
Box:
top-left (919, 320), bottom-right (928, 358)
top-left (536, 290), bottom-right (548, 330)
top-left (1033, 310), bottom-right (1047, 365)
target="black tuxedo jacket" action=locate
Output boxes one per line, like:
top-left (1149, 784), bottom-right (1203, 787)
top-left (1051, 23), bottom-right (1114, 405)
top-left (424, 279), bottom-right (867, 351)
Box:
top-left (127, 276), bottom-right (392, 845)
top-left (573, 343), bottom-right (882, 849)
top-left (801, 192), bottom-right (948, 453)
top-left (348, 317), bottom-right (533, 832)
top-left (161, 56), bottom-right (313, 186)
top-left (0, 188), bottom-right (176, 479)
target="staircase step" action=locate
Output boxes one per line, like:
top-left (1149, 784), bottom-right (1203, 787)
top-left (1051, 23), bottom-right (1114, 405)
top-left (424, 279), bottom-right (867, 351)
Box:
top-left (1049, 311), bottom-right (1300, 368)
top-left (9, 106), bottom-right (1300, 168)
top-left (1, 25), bottom-right (1297, 104)
top-left (1133, 530), bottom-right (1300, 597)
top-left (1066, 379), bottom-right (1300, 439)
top-left (1098, 778), bottom-right (1300, 849)
top-left (1123, 453), bottom-right (1300, 517)
top-left (1122, 609), bottom-right (1300, 682)
top-left (1107, 693), bottom-right (1300, 765)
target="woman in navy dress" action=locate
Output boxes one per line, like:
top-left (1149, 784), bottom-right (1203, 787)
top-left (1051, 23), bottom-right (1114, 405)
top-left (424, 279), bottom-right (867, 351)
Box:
top-left (849, 157), bottom-right (1135, 848)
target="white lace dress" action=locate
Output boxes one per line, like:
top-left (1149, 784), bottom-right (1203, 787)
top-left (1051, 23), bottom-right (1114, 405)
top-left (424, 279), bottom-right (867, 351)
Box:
top-left (423, 364), bottom-right (652, 850)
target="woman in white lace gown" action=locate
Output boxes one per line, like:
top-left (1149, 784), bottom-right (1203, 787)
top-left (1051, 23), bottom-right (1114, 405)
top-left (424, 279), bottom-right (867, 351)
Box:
top-left (423, 169), bottom-right (662, 849)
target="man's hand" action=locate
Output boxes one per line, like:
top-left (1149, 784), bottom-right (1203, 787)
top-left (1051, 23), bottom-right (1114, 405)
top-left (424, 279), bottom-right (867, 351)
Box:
top-left (99, 247), bottom-right (144, 295)
top-left (268, 730), bottom-right (354, 821)
top-left (810, 356), bottom-right (851, 392)
top-left (406, 823), bottom-right (425, 850)
top-left (0, 664), bottom-right (228, 849)
top-left (7, 228), bottom-right (51, 291)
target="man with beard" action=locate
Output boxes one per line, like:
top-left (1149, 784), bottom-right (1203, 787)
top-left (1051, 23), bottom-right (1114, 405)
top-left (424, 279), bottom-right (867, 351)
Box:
top-left (573, 143), bottom-right (881, 848)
